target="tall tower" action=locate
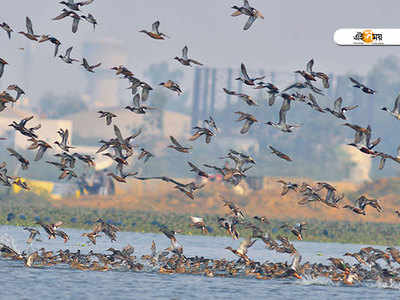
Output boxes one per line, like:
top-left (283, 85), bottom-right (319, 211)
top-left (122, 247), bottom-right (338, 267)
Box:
top-left (82, 38), bottom-right (127, 108)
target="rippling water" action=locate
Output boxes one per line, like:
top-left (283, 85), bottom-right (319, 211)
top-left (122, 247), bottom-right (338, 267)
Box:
top-left (0, 225), bottom-right (399, 299)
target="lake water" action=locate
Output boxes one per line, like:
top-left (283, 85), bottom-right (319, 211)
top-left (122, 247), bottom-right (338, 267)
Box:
top-left (0, 225), bottom-right (399, 300)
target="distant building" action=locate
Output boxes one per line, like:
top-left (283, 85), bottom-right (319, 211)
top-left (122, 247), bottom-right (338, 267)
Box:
top-left (0, 109), bottom-right (72, 150)
top-left (82, 38), bottom-right (127, 108)
top-left (63, 109), bottom-right (191, 140)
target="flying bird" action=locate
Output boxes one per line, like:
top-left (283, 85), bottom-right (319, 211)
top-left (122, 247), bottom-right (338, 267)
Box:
top-left (174, 46), bottom-right (203, 66)
top-left (140, 21), bottom-right (169, 39)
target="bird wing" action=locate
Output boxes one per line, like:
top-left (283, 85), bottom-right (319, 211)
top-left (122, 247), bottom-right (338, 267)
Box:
top-left (189, 131), bottom-right (202, 141)
top-left (65, 46), bottom-right (73, 58)
top-left (240, 63), bottom-right (250, 81)
top-left (306, 59), bottom-right (314, 74)
top-left (349, 77), bottom-right (362, 87)
top-left (290, 251), bottom-right (302, 272)
top-left (132, 93), bottom-right (140, 107)
top-left (169, 136), bottom-right (183, 148)
top-left (378, 157), bottom-right (386, 170)
top-left (223, 88), bottom-right (238, 95)
top-left (333, 97), bottom-right (343, 111)
top-left (243, 15), bottom-right (256, 31)
top-left (343, 105), bottom-right (359, 111)
top-left (190, 216), bottom-right (203, 223)
top-left (243, 0), bottom-right (250, 9)
top-left (72, 17), bottom-right (80, 33)
top-left (152, 21), bottom-right (160, 34)
top-left (278, 108), bottom-right (288, 125)
top-left (237, 237), bottom-right (253, 255)
top-left (393, 93), bottom-right (400, 113)
top-left (82, 58), bottom-right (89, 68)
top-left (240, 120), bottom-right (252, 134)
top-left (182, 46), bottom-right (188, 60)
top-left (62, 129), bottom-right (70, 145)
top-left (91, 62), bottom-right (102, 69)
top-left (268, 94), bottom-right (276, 106)
top-left (26, 17), bottom-right (34, 35)
top-left (308, 93), bottom-right (318, 106)
top-left (141, 87), bottom-right (150, 102)
top-left (54, 43), bottom-right (60, 57)
top-left (113, 125), bottom-right (124, 143)
top-left (188, 59), bottom-right (203, 66)
top-left (34, 146), bottom-right (46, 161)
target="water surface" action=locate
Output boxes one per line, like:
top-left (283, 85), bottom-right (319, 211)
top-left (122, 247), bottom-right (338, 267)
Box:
top-left (0, 225), bottom-right (398, 300)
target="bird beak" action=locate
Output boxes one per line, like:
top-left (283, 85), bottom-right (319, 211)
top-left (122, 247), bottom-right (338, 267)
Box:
top-left (293, 273), bottom-right (302, 279)
top-left (297, 234), bottom-right (302, 241)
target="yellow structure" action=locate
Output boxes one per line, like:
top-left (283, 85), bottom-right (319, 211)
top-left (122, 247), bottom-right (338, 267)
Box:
top-left (12, 177), bottom-right (80, 200)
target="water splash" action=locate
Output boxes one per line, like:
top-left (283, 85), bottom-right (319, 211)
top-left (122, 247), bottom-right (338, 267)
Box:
top-left (367, 279), bottom-right (400, 290)
top-left (297, 275), bottom-right (334, 286)
top-left (0, 233), bottom-right (19, 253)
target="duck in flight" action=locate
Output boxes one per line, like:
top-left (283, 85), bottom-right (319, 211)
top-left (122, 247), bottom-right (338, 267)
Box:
top-left (174, 46), bottom-right (203, 66)
top-left (140, 21), bottom-right (169, 39)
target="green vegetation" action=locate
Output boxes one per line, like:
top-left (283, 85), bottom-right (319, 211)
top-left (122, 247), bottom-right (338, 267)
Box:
top-left (1, 191), bottom-right (399, 246)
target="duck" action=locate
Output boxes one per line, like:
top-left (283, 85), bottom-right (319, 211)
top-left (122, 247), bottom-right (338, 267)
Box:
top-left (7, 148), bottom-right (30, 170)
top-left (138, 148), bottom-right (154, 163)
top-left (81, 232), bottom-right (101, 245)
top-left (59, 46), bottom-right (79, 64)
top-left (38, 35), bottom-right (62, 57)
top-left (19, 17), bottom-right (40, 41)
top-left (324, 97), bottom-right (358, 120)
top-left (0, 58), bottom-right (8, 78)
top-left (140, 21), bottom-right (169, 39)
top-left (61, 0), bottom-right (94, 10)
top-left (168, 136), bottom-right (192, 153)
top-left (7, 84), bottom-right (25, 100)
top-left (81, 13), bottom-right (97, 30)
top-left (280, 222), bottom-right (307, 240)
top-left (24, 252), bottom-right (39, 267)
top-left (27, 138), bottom-right (53, 161)
top-left (189, 126), bottom-right (214, 143)
top-left (81, 58), bottom-right (101, 73)
top-left (349, 77), bottom-right (375, 94)
top-left (225, 237), bottom-right (256, 264)
top-left (174, 46), bottom-right (203, 66)
top-left (236, 63), bottom-right (265, 86)
top-left (0, 22), bottom-right (13, 39)
top-left (187, 161), bottom-right (208, 178)
top-left (306, 59), bottom-right (330, 88)
top-left (265, 96), bottom-right (301, 133)
top-left (381, 93), bottom-right (400, 120)
top-left (235, 111), bottom-right (257, 134)
top-left (344, 252), bottom-right (366, 265)
top-left (97, 111), bottom-right (117, 126)
top-left (23, 227), bottom-right (41, 244)
top-left (276, 179), bottom-right (298, 196)
top-left (306, 93), bottom-right (325, 113)
top-left (343, 204), bottom-right (366, 215)
top-left (231, 1), bottom-right (264, 31)
top-left (269, 145), bottom-right (292, 162)
top-left (159, 80), bottom-right (182, 95)
top-left (189, 216), bottom-right (208, 234)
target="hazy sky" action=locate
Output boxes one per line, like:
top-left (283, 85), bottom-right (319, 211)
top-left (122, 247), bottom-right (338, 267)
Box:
top-left (1, 0), bottom-right (400, 104)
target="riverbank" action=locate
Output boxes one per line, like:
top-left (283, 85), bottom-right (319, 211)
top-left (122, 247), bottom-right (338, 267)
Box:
top-left (1, 176), bottom-right (400, 245)
top-left (1, 201), bottom-right (399, 245)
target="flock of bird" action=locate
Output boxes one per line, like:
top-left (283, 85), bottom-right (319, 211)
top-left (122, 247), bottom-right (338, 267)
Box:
top-left (1, 0), bottom-right (400, 286)
top-left (1, 200), bottom-right (400, 285)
